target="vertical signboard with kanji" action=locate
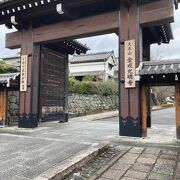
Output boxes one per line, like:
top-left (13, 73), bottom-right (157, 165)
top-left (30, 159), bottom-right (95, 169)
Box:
top-left (20, 55), bottom-right (28, 92)
top-left (125, 40), bottom-right (136, 88)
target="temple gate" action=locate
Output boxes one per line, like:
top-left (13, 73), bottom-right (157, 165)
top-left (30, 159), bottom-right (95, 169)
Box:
top-left (0, 0), bottom-right (179, 138)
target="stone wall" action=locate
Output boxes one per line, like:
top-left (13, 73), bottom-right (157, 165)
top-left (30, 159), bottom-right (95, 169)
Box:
top-left (7, 91), bottom-right (19, 126)
top-left (6, 92), bottom-right (118, 125)
top-left (69, 94), bottom-right (119, 117)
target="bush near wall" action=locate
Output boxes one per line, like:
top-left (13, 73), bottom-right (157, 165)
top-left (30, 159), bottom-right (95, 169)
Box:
top-left (68, 76), bottom-right (118, 96)
top-left (0, 61), bottom-right (18, 73)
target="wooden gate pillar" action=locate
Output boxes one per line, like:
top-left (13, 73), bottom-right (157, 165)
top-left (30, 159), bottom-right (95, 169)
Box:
top-left (175, 84), bottom-right (180, 139)
top-left (119, 0), bottom-right (144, 137)
top-left (141, 85), bottom-right (148, 136)
top-left (19, 27), bottom-right (40, 128)
top-left (0, 88), bottom-right (7, 126)
top-left (144, 46), bottom-right (151, 128)
top-left (147, 87), bottom-right (152, 128)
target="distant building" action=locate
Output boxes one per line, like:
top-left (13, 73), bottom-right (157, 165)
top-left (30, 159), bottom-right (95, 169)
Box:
top-left (114, 58), bottom-right (119, 83)
top-left (2, 56), bottom-right (20, 70)
top-left (69, 51), bottom-right (116, 82)
top-left (1, 52), bottom-right (119, 82)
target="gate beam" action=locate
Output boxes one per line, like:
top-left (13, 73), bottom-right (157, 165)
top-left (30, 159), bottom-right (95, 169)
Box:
top-left (6, 0), bottom-right (175, 50)
top-left (6, 11), bottom-right (119, 49)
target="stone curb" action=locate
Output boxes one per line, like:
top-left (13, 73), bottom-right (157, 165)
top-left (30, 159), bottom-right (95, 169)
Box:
top-left (33, 143), bottom-right (109, 180)
top-left (151, 106), bottom-right (174, 112)
top-left (70, 111), bottom-right (119, 122)
top-left (88, 149), bottom-right (130, 180)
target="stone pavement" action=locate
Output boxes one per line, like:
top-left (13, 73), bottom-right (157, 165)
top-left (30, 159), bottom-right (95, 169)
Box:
top-left (97, 146), bottom-right (180, 180)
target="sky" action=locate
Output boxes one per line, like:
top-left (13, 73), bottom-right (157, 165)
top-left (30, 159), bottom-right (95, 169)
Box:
top-left (0, 9), bottom-right (180, 60)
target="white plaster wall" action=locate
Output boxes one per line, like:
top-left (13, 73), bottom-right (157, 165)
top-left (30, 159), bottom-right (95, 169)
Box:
top-left (104, 56), bottom-right (116, 78)
top-left (69, 62), bottom-right (105, 74)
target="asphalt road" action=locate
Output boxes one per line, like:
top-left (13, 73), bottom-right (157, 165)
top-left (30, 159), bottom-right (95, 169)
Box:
top-left (152, 107), bottom-right (176, 125)
top-left (0, 107), bottom-right (176, 179)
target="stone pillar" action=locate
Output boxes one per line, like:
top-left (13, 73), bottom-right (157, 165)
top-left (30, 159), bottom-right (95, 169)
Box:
top-left (19, 27), bottom-right (40, 128)
top-left (119, 0), bottom-right (144, 137)
top-left (175, 83), bottom-right (180, 139)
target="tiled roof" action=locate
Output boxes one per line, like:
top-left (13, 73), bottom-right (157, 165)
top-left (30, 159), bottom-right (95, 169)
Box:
top-left (70, 51), bottom-right (114, 64)
top-left (0, 73), bottom-right (20, 87)
top-left (139, 60), bottom-right (180, 76)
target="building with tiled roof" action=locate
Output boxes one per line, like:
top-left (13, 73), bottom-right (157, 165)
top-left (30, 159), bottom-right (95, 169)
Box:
top-left (69, 51), bottom-right (116, 82)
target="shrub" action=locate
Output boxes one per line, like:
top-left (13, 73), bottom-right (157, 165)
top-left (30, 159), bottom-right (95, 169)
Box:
top-left (68, 77), bottom-right (118, 96)
top-left (0, 61), bottom-right (18, 73)
top-left (97, 80), bottom-right (118, 96)
top-left (68, 76), bottom-right (77, 93)
top-left (82, 75), bottom-right (93, 82)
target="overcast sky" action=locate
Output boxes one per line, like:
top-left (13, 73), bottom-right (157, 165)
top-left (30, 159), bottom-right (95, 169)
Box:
top-left (0, 9), bottom-right (180, 59)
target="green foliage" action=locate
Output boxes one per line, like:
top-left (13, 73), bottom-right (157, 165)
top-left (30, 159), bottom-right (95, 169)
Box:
top-left (68, 77), bottom-right (118, 96)
top-left (0, 61), bottom-right (18, 74)
top-left (82, 75), bottom-right (93, 82)
top-left (152, 86), bottom-right (175, 105)
top-left (97, 80), bottom-right (118, 96)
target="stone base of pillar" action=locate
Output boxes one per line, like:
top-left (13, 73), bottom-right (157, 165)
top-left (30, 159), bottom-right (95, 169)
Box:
top-left (119, 116), bottom-right (142, 137)
top-left (177, 128), bottom-right (180, 139)
top-left (147, 113), bottom-right (151, 128)
top-left (18, 113), bottom-right (38, 128)
top-left (64, 113), bottom-right (69, 122)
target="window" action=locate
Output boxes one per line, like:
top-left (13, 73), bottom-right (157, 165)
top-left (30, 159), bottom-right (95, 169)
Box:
top-left (108, 63), bottom-right (113, 70)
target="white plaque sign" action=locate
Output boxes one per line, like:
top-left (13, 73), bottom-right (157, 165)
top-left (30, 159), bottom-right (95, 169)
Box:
top-left (20, 55), bottom-right (28, 92)
top-left (125, 40), bottom-right (136, 88)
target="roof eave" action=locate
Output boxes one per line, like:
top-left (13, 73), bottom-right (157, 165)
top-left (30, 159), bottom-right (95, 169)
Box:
top-left (161, 24), bottom-right (173, 44)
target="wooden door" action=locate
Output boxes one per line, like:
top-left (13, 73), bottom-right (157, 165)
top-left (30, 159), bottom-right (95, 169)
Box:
top-left (39, 47), bottom-right (67, 122)
top-left (0, 88), bottom-right (7, 125)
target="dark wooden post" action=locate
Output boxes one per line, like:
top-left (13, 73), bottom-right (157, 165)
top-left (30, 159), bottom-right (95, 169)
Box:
top-left (147, 87), bottom-right (152, 128)
top-left (119, 0), bottom-right (143, 137)
top-left (0, 88), bottom-right (7, 125)
top-left (144, 46), bottom-right (151, 128)
top-left (19, 27), bottom-right (40, 128)
top-left (141, 85), bottom-right (148, 136)
top-left (175, 83), bottom-right (180, 139)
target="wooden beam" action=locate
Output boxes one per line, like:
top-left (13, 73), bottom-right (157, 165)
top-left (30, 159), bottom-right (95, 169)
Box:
top-left (6, 11), bottom-right (119, 49)
top-left (6, 31), bottom-right (21, 49)
top-left (33, 11), bottom-right (119, 44)
top-left (6, 0), bottom-right (175, 49)
top-left (140, 0), bottom-right (174, 27)
top-left (175, 84), bottom-right (180, 139)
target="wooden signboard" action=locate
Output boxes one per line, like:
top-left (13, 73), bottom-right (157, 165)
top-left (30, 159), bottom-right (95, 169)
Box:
top-left (20, 55), bottom-right (28, 92)
top-left (125, 40), bottom-right (136, 88)
top-left (42, 106), bottom-right (64, 118)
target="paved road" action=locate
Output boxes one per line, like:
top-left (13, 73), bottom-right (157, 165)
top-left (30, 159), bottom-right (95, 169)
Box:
top-left (0, 108), bottom-right (176, 179)
top-left (152, 107), bottom-right (175, 125)
top-left (0, 116), bottom-right (118, 179)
